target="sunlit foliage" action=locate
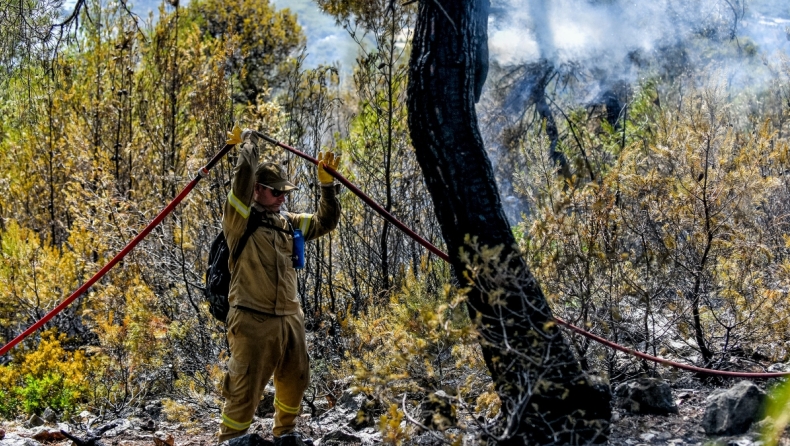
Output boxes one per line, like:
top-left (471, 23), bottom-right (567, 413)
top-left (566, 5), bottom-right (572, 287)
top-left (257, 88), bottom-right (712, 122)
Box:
top-left (340, 267), bottom-right (489, 445)
top-left (513, 80), bottom-right (790, 377)
top-left (762, 378), bottom-right (790, 446)
top-left (0, 0), bottom-right (302, 416)
top-left (0, 330), bottom-right (93, 417)
top-left (2, 0), bottom-right (790, 441)
top-left (187, 0), bottom-right (304, 103)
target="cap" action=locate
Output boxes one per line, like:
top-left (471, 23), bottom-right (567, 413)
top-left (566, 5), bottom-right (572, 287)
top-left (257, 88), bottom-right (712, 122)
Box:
top-left (255, 162), bottom-right (298, 192)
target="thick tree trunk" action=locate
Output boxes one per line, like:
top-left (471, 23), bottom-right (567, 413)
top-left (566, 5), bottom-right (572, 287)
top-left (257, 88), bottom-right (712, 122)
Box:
top-left (407, 1), bottom-right (611, 444)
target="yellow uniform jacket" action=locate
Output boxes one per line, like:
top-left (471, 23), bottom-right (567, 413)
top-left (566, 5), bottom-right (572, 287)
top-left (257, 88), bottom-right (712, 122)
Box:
top-left (222, 140), bottom-right (341, 315)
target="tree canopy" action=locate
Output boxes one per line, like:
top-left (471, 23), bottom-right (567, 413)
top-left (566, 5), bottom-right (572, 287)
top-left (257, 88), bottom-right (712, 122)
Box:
top-left (187, 0), bottom-right (304, 103)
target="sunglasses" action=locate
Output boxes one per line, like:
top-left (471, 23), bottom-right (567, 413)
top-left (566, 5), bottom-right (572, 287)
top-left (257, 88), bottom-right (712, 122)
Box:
top-left (258, 183), bottom-right (288, 197)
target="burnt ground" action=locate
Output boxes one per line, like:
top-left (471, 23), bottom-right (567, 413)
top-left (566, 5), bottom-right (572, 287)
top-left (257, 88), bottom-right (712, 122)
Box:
top-left (2, 380), bottom-right (790, 446)
top-left (606, 375), bottom-right (790, 446)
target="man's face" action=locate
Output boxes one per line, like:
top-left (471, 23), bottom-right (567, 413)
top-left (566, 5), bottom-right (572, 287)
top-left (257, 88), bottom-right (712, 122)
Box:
top-left (254, 183), bottom-right (287, 212)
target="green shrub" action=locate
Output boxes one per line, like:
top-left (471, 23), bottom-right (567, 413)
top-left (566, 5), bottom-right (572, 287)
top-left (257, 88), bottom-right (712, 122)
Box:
top-left (0, 330), bottom-right (90, 418)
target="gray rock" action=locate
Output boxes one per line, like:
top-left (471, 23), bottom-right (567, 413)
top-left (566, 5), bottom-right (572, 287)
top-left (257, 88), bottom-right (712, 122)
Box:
top-left (315, 404), bottom-right (349, 432)
top-left (318, 389), bottom-right (379, 431)
top-left (313, 392), bottom-right (383, 445)
top-left (702, 380), bottom-right (766, 436)
top-left (140, 418), bottom-right (157, 432)
top-left (639, 430), bottom-right (671, 442)
top-left (0, 434), bottom-right (42, 446)
top-left (615, 378), bottom-right (678, 415)
top-left (347, 396), bottom-right (379, 430)
top-left (336, 390), bottom-right (368, 413)
top-left (639, 432), bottom-right (656, 442)
top-left (351, 427), bottom-right (381, 446)
top-left (26, 415), bottom-right (45, 428)
top-left (144, 401), bottom-right (163, 420)
top-left (41, 408), bottom-right (56, 424)
top-left (102, 419), bottom-right (132, 438)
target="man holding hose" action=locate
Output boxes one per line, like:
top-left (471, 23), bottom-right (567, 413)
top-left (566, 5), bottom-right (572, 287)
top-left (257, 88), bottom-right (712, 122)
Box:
top-left (218, 130), bottom-right (341, 446)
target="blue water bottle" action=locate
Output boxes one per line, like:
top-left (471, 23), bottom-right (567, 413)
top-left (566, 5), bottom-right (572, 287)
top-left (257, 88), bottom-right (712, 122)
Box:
top-left (292, 229), bottom-right (305, 269)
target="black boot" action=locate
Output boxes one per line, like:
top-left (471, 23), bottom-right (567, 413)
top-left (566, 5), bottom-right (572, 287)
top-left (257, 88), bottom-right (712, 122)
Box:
top-left (273, 432), bottom-right (313, 446)
top-left (226, 433), bottom-right (274, 446)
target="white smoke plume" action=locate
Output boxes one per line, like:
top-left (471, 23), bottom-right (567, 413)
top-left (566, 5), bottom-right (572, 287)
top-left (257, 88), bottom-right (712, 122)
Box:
top-left (483, 0), bottom-right (790, 224)
top-left (488, 0), bottom-right (790, 88)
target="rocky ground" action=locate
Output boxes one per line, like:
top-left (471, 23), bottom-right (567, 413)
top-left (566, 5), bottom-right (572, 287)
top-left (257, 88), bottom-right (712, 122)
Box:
top-left (2, 377), bottom-right (789, 446)
top-left (608, 389), bottom-right (782, 446)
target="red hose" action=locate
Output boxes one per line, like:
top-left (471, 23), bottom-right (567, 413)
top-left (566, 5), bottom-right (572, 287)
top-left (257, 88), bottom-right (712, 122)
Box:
top-left (0, 137), bottom-right (240, 357)
top-left (555, 318), bottom-right (789, 378)
top-left (256, 132), bottom-right (790, 379)
top-left (4, 129), bottom-right (788, 380)
top-left (255, 132), bottom-right (449, 262)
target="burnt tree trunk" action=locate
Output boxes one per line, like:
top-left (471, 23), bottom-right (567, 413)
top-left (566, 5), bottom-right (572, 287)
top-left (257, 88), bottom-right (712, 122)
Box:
top-left (407, 0), bottom-right (611, 444)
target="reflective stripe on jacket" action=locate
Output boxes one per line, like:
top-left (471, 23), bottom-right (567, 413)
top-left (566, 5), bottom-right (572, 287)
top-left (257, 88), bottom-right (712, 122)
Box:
top-left (222, 139), bottom-right (341, 315)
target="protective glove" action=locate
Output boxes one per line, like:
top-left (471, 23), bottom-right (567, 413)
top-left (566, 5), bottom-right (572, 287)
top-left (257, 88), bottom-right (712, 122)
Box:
top-left (317, 151), bottom-right (340, 185)
top-left (226, 124), bottom-right (242, 145)
top-left (240, 128), bottom-right (259, 145)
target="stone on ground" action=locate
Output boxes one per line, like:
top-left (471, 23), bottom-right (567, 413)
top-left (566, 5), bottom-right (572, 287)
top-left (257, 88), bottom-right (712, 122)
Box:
top-left (615, 378), bottom-right (678, 415)
top-left (702, 380), bottom-right (766, 436)
top-left (0, 433), bottom-right (42, 446)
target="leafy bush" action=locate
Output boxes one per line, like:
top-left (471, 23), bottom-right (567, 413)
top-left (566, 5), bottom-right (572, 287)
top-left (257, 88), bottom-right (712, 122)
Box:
top-left (337, 268), bottom-right (492, 444)
top-left (513, 80), bottom-right (790, 377)
top-left (17, 373), bottom-right (84, 415)
top-left (0, 330), bottom-right (92, 418)
top-left (161, 398), bottom-right (202, 433)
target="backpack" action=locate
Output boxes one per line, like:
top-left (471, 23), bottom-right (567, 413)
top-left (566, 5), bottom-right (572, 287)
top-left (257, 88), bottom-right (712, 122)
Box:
top-left (204, 210), bottom-right (295, 322)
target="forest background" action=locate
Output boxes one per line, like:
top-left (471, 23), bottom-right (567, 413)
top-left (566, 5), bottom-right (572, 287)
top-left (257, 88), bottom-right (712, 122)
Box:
top-left (1, 0), bottom-right (790, 443)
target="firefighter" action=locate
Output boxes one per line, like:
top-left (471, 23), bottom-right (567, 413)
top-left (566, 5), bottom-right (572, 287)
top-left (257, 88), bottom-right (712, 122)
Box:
top-left (218, 130), bottom-right (341, 446)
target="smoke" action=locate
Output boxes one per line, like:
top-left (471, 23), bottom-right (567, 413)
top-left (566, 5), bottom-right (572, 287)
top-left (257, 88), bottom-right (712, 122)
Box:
top-left (488, 0), bottom-right (790, 90)
top-left (483, 0), bottom-right (790, 225)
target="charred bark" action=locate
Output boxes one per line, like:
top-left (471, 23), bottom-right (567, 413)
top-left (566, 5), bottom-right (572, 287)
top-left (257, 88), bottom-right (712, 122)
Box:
top-left (407, 0), bottom-right (611, 444)
top-left (526, 62), bottom-right (569, 177)
top-left (498, 61), bottom-right (570, 178)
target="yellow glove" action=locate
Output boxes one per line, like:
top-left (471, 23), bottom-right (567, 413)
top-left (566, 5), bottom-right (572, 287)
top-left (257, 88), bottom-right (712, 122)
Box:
top-left (317, 151), bottom-right (340, 185)
top-left (226, 124), bottom-right (242, 145)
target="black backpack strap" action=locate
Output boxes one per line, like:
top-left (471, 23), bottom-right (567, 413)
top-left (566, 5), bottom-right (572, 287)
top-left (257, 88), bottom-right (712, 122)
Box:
top-left (231, 211), bottom-right (262, 260)
top-left (231, 210), bottom-right (293, 260)
top-left (258, 220), bottom-right (294, 236)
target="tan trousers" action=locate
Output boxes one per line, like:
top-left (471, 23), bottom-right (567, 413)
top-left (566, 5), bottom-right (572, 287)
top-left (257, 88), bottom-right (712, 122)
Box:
top-left (218, 307), bottom-right (310, 442)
